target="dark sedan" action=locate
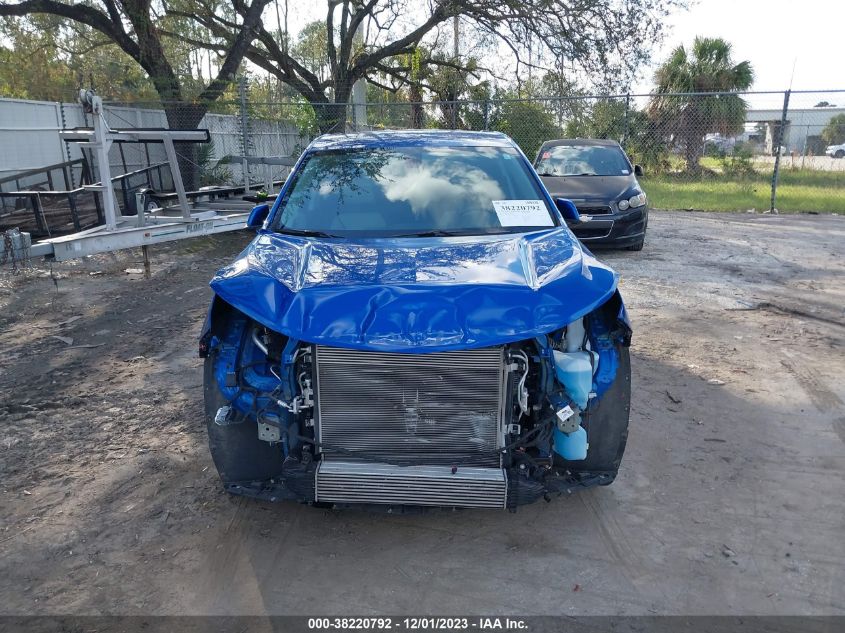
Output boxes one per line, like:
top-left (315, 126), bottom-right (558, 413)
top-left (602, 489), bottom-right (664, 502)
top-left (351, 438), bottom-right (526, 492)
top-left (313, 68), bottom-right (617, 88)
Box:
top-left (535, 139), bottom-right (648, 250)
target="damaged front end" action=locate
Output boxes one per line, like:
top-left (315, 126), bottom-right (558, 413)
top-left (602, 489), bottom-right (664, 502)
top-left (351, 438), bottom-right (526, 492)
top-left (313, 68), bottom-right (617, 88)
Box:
top-left (200, 292), bottom-right (631, 511)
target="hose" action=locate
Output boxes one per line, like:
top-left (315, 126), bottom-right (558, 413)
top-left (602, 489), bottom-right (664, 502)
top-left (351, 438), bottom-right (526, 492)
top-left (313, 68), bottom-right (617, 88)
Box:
top-left (251, 326), bottom-right (269, 355)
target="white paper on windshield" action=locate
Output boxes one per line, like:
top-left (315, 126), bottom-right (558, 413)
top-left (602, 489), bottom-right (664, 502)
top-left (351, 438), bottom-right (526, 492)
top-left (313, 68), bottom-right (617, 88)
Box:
top-left (492, 199), bottom-right (554, 227)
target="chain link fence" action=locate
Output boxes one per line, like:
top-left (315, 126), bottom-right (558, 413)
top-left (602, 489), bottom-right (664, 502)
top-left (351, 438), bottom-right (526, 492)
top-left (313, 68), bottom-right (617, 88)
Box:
top-left (226, 86), bottom-right (845, 214)
top-left (2, 87), bottom-right (844, 231)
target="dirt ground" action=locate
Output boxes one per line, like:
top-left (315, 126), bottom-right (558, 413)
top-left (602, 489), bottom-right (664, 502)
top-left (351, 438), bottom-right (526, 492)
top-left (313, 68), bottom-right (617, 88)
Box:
top-left (0, 210), bottom-right (843, 616)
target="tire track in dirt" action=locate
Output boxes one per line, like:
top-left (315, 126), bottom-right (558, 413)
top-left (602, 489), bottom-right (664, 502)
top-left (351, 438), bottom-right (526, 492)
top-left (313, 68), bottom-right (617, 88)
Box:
top-left (780, 351), bottom-right (845, 444)
top-left (780, 354), bottom-right (843, 413)
top-left (578, 490), bottom-right (657, 598)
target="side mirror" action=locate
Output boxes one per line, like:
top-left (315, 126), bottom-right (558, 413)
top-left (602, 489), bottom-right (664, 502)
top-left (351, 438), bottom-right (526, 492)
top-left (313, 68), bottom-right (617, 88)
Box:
top-left (634, 164), bottom-right (644, 177)
top-left (246, 203), bottom-right (270, 230)
top-left (555, 198), bottom-right (581, 222)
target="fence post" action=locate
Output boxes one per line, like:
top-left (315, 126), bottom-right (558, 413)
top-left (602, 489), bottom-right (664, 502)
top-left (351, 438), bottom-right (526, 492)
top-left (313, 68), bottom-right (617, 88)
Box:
top-left (769, 89), bottom-right (790, 213)
top-left (238, 75), bottom-right (250, 190)
top-left (622, 93), bottom-right (631, 147)
top-left (483, 99), bottom-right (490, 131)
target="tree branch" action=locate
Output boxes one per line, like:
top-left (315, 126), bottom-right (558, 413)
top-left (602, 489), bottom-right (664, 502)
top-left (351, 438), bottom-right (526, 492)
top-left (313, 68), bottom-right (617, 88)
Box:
top-left (326, 0), bottom-right (340, 81)
top-left (198, 0), bottom-right (271, 105)
top-left (350, 2), bottom-right (451, 81)
top-left (0, 0), bottom-right (140, 58)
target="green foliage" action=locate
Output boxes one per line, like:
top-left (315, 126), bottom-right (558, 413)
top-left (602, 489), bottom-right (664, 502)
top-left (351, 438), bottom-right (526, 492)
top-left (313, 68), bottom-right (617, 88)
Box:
top-left (649, 37), bottom-right (754, 173)
top-left (196, 141), bottom-right (233, 187)
top-left (293, 21), bottom-right (330, 83)
top-left (0, 15), bottom-right (158, 101)
top-left (488, 97), bottom-right (562, 158)
top-left (279, 102), bottom-right (321, 141)
top-left (366, 82), bottom-right (413, 129)
top-left (564, 99), bottom-right (626, 139)
top-left (645, 166), bottom-right (844, 213)
top-left (821, 113), bottom-right (845, 145)
top-left (624, 110), bottom-right (671, 175)
top-left (555, 97), bottom-right (670, 176)
top-left (426, 54), bottom-right (481, 119)
top-left (718, 147), bottom-right (757, 181)
top-left (653, 37), bottom-right (754, 94)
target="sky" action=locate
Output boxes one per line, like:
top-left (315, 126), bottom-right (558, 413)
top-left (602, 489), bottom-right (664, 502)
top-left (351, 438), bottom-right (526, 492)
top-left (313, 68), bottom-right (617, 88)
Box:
top-left (261, 0), bottom-right (844, 107)
top-left (632, 0), bottom-right (845, 106)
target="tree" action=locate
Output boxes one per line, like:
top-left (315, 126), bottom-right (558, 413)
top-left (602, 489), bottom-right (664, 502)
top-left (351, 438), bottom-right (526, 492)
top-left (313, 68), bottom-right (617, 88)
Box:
top-left (564, 99), bottom-right (628, 140)
top-left (821, 113), bottom-right (845, 145)
top-left (648, 37), bottom-right (754, 174)
top-left (489, 94), bottom-right (562, 158)
top-left (0, 15), bottom-right (160, 101)
top-left (0, 0), bottom-right (271, 187)
top-left (185, 0), bottom-right (681, 133)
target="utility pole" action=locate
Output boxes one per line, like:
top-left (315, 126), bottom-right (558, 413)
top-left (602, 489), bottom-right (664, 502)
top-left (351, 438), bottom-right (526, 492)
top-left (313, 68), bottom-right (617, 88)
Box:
top-left (351, 21), bottom-right (367, 131)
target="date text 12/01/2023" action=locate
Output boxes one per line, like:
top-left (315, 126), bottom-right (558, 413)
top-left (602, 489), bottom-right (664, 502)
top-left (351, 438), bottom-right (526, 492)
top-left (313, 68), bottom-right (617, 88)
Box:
top-left (307, 617), bottom-right (529, 630)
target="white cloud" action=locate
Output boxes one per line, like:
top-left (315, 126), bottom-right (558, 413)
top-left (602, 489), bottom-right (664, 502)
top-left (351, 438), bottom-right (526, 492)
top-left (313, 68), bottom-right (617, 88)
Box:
top-left (378, 157), bottom-right (505, 219)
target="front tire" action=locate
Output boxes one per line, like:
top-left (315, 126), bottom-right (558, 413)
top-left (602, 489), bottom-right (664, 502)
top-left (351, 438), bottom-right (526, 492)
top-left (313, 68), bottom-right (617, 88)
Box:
top-left (624, 209), bottom-right (648, 251)
top-left (203, 314), bottom-right (285, 484)
top-left (555, 340), bottom-right (631, 485)
top-left (626, 237), bottom-right (645, 251)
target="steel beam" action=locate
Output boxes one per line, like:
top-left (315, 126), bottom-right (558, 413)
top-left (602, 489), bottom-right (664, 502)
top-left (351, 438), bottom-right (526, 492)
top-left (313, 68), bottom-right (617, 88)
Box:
top-left (36, 214), bottom-right (248, 261)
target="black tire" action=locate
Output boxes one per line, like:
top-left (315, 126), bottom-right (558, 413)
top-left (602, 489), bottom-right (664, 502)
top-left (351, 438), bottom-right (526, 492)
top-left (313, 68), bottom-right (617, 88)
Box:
top-left (835, 150), bottom-right (845, 159)
top-left (556, 342), bottom-right (631, 484)
top-left (626, 237), bottom-right (645, 251)
top-left (203, 316), bottom-right (285, 484)
top-left (625, 210), bottom-right (648, 251)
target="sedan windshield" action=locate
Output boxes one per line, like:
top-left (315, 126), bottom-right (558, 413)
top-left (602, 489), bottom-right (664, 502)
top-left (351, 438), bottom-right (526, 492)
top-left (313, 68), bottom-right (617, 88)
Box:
top-left (535, 145), bottom-right (632, 177)
top-left (273, 145), bottom-right (556, 237)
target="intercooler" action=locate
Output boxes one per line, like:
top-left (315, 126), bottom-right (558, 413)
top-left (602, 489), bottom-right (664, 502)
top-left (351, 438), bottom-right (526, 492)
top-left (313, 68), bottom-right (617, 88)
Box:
top-left (312, 345), bottom-right (509, 507)
top-left (315, 461), bottom-right (507, 508)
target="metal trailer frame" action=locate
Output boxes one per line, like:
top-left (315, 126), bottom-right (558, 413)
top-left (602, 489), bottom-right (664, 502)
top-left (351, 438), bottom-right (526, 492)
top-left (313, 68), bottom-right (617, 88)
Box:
top-left (222, 155), bottom-right (298, 193)
top-left (0, 158), bottom-right (179, 237)
top-left (7, 91), bottom-right (293, 263)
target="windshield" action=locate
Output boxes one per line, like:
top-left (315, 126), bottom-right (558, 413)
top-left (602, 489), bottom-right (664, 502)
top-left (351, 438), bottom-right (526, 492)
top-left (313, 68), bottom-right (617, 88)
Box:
top-left (535, 144), bottom-right (632, 177)
top-left (272, 145), bottom-right (556, 237)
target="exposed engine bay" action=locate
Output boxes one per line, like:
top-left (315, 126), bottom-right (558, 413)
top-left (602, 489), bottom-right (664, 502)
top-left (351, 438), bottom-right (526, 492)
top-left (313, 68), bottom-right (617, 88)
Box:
top-left (201, 295), bottom-right (631, 511)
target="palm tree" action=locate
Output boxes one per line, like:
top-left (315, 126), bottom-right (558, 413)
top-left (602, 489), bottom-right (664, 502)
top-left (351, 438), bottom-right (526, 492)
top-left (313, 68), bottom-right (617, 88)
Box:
top-left (649, 37), bottom-right (754, 174)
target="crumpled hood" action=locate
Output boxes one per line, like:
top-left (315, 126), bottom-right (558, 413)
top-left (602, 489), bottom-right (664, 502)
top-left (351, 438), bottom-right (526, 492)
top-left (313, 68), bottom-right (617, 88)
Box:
top-left (209, 229), bottom-right (619, 352)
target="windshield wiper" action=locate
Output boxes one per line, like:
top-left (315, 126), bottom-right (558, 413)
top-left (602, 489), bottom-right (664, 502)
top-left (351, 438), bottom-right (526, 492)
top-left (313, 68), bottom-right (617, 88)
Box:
top-left (539, 171), bottom-right (597, 176)
top-left (392, 229), bottom-right (467, 238)
top-left (277, 227), bottom-right (340, 238)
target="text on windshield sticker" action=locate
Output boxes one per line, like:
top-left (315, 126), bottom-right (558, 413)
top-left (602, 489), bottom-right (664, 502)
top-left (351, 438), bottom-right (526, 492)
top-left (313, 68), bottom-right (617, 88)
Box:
top-left (492, 200), bottom-right (554, 227)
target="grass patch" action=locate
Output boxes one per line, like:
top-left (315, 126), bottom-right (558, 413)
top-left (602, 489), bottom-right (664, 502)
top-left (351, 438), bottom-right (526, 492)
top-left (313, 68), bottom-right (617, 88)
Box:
top-left (643, 166), bottom-right (845, 213)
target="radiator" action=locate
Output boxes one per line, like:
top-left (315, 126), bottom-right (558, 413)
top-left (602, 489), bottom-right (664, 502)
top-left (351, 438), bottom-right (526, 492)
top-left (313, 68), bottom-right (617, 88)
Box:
top-left (314, 345), bottom-right (505, 467)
